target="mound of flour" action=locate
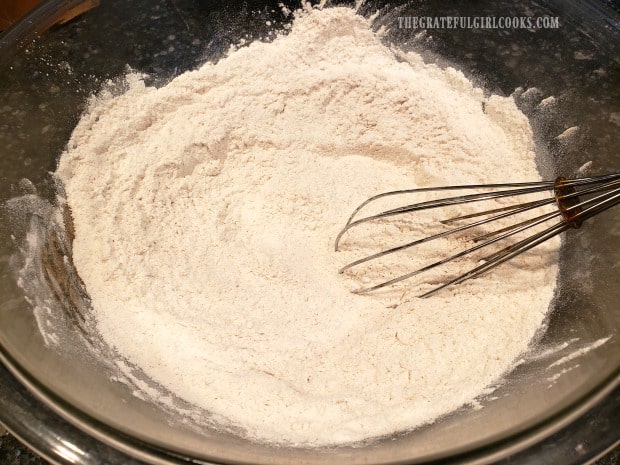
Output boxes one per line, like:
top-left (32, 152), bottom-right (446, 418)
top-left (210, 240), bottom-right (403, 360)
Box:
top-left (56, 7), bottom-right (558, 445)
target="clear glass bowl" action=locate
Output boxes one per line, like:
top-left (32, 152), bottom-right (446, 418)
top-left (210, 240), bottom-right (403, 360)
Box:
top-left (0, 0), bottom-right (618, 464)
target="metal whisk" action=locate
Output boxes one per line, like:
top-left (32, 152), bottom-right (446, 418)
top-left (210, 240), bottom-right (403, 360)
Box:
top-left (335, 173), bottom-right (620, 298)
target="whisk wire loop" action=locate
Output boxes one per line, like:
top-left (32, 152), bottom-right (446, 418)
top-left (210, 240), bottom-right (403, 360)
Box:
top-left (336, 173), bottom-right (620, 297)
top-left (418, 220), bottom-right (571, 298)
top-left (334, 182), bottom-right (557, 250)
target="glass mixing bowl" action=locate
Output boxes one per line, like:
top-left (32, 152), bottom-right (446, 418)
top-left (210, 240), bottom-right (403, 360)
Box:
top-left (0, 0), bottom-right (618, 464)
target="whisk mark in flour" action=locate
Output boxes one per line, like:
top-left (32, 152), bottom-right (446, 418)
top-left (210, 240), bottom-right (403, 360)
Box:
top-left (55, 7), bottom-right (558, 446)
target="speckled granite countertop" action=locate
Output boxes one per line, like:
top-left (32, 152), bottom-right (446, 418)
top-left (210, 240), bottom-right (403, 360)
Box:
top-left (1, 431), bottom-right (49, 465)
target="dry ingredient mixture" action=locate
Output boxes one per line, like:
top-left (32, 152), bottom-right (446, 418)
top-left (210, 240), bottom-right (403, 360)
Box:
top-left (56, 7), bottom-right (559, 446)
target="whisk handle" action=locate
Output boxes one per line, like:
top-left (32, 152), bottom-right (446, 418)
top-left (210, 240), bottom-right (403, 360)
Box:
top-left (554, 177), bottom-right (583, 228)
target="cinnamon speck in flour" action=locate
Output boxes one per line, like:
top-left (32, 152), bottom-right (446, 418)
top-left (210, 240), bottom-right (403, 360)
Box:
top-left (56, 7), bottom-right (559, 445)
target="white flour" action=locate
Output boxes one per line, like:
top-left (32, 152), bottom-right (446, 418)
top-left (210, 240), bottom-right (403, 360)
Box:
top-left (56, 7), bottom-right (559, 446)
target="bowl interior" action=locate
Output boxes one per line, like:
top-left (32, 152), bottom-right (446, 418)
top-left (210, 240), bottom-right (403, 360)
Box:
top-left (0, 1), bottom-right (618, 464)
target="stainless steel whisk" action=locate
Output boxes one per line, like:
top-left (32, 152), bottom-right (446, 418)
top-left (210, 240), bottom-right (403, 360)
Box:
top-left (335, 173), bottom-right (620, 298)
